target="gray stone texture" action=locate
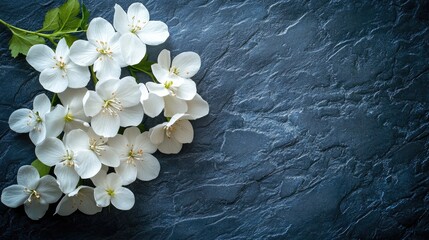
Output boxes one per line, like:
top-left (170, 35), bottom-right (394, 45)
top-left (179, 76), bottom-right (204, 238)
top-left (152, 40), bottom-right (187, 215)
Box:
top-left (1, 0), bottom-right (429, 239)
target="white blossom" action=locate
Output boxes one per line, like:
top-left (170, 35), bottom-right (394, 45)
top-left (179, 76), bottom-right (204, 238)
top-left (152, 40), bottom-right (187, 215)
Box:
top-left (69, 17), bottom-right (125, 80)
top-left (8, 93), bottom-right (52, 145)
top-left (92, 170), bottom-right (135, 210)
top-left (1, 165), bottom-right (62, 220)
top-left (55, 186), bottom-right (101, 216)
top-left (83, 77), bottom-right (143, 138)
top-left (109, 127), bottom-right (160, 185)
top-left (113, 2), bottom-right (169, 65)
top-left (26, 38), bottom-right (90, 93)
top-left (149, 113), bottom-right (194, 154)
top-left (35, 130), bottom-right (103, 194)
top-left (145, 49), bottom-right (200, 117)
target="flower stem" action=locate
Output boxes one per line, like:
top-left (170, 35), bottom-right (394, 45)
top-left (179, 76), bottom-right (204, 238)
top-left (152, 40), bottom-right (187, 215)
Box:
top-left (51, 93), bottom-right (58, 106)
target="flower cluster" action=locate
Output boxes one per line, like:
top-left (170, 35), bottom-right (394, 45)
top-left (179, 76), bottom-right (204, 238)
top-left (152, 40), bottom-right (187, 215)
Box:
top-left (1, 2), bottom-right (208, 220)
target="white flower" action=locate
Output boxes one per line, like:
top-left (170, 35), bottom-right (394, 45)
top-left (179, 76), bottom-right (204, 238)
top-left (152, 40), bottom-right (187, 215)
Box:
top-left (26, 38), bottom-right (90, 93)
top-left (109, 127), bottom-right (160, 185)
top-left (83, 77), bottom-right (143, 138)
top-left (1, 165), bottom-right (62, 220)
top-left (45, 88), bottom-right (90, 137)
top-left (145, 49), bottom-right (200, 117)
top-left (92, 170), bottom-right (135, 210)
top-left (55, 186), bottom-right (101, 216)
top-left (139, 83), bottom-right (164, 117)
top-left (69, 17), bottom-right (125, 80)
top-left (149, 113), bottom-right (194, 154)
top-left (113, 3), bottom-right (169, 65)
top-left (8, 93), bottom-right (51, 145)
top-left (35, 129), bottom-right (103, 194)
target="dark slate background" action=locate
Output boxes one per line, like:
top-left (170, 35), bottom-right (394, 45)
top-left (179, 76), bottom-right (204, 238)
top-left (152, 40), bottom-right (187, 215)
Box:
top-left (1, 0), bottom-right (428, 239)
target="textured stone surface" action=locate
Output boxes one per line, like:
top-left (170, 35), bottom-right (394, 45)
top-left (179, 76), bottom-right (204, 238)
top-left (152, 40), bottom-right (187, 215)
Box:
top-left (1, 0), bottom-right (429, 239)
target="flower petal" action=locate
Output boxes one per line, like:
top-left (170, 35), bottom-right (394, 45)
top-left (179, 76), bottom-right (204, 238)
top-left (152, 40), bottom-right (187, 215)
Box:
top-left (45, 104), bottom-right (67, 138)
top-left (26, 44), bottom-right (55, 72)
top-left (99, 146), bottom-right (120, 167)
top-left (134, 132), bottom-right (157, 153)
top-left (119, 105), bottom-right (144, 127)
top-left (113, 4), bottom-right (129, 34)
top-left (127, 2), bottom-right (149, 23)
top-left (106, 173), bottom-right (123, 190)
top-left (93, 56), bottom-right (122, 81)
top-left (39, 67), bottom-right (68, 93)
top-left (115, 76), bottom-right (141, 107)
top-left (55, 38), bottom-right (70, 60)
top-left (146, 82), bottom-right (169, 97)
top-left (8, 108), bottom-right (35, 133)
top-left (77, 187), bottom-right (102, 215)
top-left (175, 79), bottom-right (197, 100)
top-left (157, 49), bottom-right (171, 70)
top-left (69, 40), bottom-right (99, 66)
top-left (142, 93), bottom-right (164, 118)
top-left (17, 165), bottom-right (40, 190)
top-left (54, 163), bottom-right (80, 194)
top-left (149, 123), bottom-right (165, 145)
top-left (115, 162), bottom-right (137, 185)
top-left (74, 150), bottom-right (102, 179)
top-left (37, 175), bottom-right (62, 204)
top-left (173, 119), bottom-right (194, 144)
top-left (33, 93), bottom-right (51, 116)
top-left (172, 51), bottom-right (201, 78)
top-left (120, 33), bottom-right (146, 65)
top-left (24, 200), bottom-right (49, 220)
top-left (186, 94), bottom-right (209, 119)
top-left (108, 134), bottom-right (129, 160)
top-left (136, 153), bottom-right (160, 181)
top-left (94, 187), bottom-right (110, 207)
top-left (164, 95), bottom-right (188, 117)
top-left (151, 64), bottom-right (169, 84)
top-left (91, 112), bottom-right (121, 138)
top-left (83, 91), bottom-right (103, 117)
top-left (95, 79), bottom-right (119, 100)
top-left (137, 21), bottom-right (169, 46)
top-left (1, 185), bottom-right (28, 208)
top-left (67, 63), bottom-right (90, 88)
top-left (35, 137), bottom-right (66, 166)
top-left (111, 187), bottom-right (134, 210)
top-left (87, 17), bottom-right (115, 43)
top-left (64, 129), bottom-right (89, 151)
top-left (29, 124), bottom-right (47, 145)
top-left (91, 166), bottom-right (108, 187)
top-left (158, 137), bottom-right (182, 154)
top-left (55, 195), bottom-right (77, 216)
top-left (123, 126), bottom-right (140, 143)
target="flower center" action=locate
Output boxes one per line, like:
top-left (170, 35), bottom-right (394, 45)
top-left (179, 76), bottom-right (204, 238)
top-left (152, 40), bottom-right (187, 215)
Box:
top-left (24, 188), bottom-right (41, 203)
top-left (89, 138), bottom-right (107, 156)
top-left (126, 145), bottom-right (144, 165)
top-left (62, 150), bottom-right (75, 167)
top-left (102, 97), bottom-right (123, 116)
top-left (164, 125), bottom-right (175, 138)
top-left (65, 112), bottom-right (74, 122)
top-left (129, 16), bottom-right (146, 33)
top-left (164, 80), bottom-right (173, 89)
top-left (96, 40), bottom-right (113, 57)
top-left (106, 188), bottom-right (115, 196)
top-left (170, 66), bottom-right (179, 75)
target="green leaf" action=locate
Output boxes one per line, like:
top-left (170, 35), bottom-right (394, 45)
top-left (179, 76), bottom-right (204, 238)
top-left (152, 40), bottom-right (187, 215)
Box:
top-left (9, 29), bottom-right (45, 57)
top-left (64, 34), bottom-right (79, 46)
top-left (31, 159), bottom-right (51, 177)
top-left (58, 0), bottom-right (81, 31)
top-left (132, 58), bottom-right (155, 72)
top-left (41, 8), bottom-right (60, 32)
top-left (80, 4), bottom-right (90, 30)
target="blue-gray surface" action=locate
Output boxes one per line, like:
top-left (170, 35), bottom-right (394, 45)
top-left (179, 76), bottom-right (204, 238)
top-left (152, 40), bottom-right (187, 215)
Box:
top-left (0, 0), bottom-right (429, 239)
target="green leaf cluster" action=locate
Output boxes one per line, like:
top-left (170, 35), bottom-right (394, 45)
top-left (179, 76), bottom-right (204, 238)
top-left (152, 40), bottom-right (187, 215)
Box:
top-left (0, 0), bottom-right (90, 58)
